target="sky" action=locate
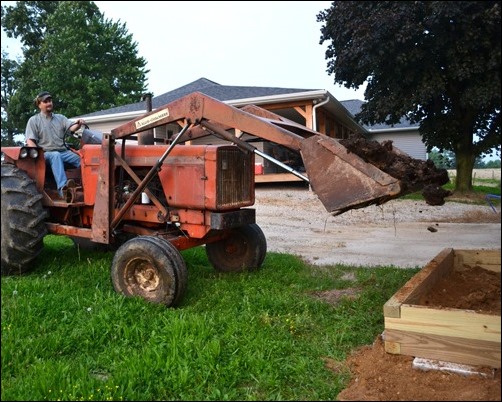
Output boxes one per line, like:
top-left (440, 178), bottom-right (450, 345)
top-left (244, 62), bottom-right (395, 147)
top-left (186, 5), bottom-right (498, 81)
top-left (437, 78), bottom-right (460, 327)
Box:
top-left (2, 1), bottom-right (498, 161)
top-left (1, 1), bottom-right (367, 101)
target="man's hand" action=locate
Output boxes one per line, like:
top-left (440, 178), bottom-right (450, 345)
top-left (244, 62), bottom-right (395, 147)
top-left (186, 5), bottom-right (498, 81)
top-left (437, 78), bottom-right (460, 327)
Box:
top-left (70, 119), bottom-right (86, 133)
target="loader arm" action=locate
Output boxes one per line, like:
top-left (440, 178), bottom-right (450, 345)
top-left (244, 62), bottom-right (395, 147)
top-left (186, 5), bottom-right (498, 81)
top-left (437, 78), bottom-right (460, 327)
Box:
top-left (111, 92), bottom-right (444, 215)
top-left (111, 92), bottom-right (309, 150)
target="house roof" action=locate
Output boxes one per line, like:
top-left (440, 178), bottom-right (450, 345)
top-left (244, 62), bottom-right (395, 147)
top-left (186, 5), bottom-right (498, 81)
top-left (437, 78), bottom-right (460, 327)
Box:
top-left (83, 77), bottom-right (321, 118)
top-left (80, 77), bottom-right (368, 134)
top-left (340, 99), bottom-right (418, 132)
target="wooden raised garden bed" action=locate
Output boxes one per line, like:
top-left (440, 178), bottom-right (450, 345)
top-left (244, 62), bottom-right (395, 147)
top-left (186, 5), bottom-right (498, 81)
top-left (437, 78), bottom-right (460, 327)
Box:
top-left (383, 248), bottom-right (501, 368)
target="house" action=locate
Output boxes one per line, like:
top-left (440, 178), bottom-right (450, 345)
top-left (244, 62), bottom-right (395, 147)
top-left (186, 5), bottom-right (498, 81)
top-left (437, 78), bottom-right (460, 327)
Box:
top-left (80, 77), bottom-right (424, 181)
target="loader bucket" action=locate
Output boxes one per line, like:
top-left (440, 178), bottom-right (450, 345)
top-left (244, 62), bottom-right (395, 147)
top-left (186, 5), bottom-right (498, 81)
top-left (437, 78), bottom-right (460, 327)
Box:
top-left (300, 135), bottom-right (402, 216)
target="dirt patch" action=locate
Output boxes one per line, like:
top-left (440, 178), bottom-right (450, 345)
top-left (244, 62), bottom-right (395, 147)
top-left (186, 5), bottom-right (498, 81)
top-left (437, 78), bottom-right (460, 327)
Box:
top-left (335, 335), bottom-right (501, 401)
top-left (311, 287), bottom-right (361, 305)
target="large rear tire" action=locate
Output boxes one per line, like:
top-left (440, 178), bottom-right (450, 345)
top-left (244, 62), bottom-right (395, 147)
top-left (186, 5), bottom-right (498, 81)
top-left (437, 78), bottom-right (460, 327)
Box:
top-left (205, 223), bottom-right (267, 272)
top-left (1, 164), bottom-right (48, 275)
top-left (111, 236), bottom-right (188, 307)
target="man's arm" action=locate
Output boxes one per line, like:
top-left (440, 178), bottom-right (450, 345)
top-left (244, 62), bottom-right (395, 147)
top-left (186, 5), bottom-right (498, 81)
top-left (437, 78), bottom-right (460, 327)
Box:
top-left (25, 117), bottom-right (38, 147)
top-left (69, 118), bottom-right (86, 133)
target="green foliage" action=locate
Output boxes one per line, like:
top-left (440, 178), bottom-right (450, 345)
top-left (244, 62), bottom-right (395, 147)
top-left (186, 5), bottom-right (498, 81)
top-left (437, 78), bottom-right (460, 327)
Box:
top-left (1, 235), bottom-right (419, 401)
top-left (1, 1), bottom-right (149, 142)
top-left (427, 149), bottom-right (455, 169)
top-left (317, 1), bottom-right (501, 193)
top-left (427, 148), bottom-right (493, 169)
top-left (1, 50), bottom-right (22, 146)
top-left (485, 159), bottom-right (502, 169)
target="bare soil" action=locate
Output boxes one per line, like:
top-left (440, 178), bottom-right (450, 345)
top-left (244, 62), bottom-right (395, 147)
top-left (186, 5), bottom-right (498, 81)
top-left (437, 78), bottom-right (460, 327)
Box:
top-left (335, 335), bottom-right (501, 401)
top-left (253, 171), bottom-right (501, 401)
top-left (417, 265), bottom-right (501, 314)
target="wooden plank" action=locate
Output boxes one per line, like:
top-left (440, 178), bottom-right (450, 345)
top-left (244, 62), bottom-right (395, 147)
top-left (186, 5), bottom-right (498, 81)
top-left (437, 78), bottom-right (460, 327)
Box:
top-left (384, 329), bottom-right (501, 368)
top-left (454, 249), bottom-right (501, 273)
top-left (385, 305), bottom-right (501, 342)
top-left (383, 248), bottom-right (454, 318)
top-left (384, 340), bottom-right (401, 354)
top-left (473, 264), bottom-right (502, 272)
top-left (254, 173), bottom-right (305, 183)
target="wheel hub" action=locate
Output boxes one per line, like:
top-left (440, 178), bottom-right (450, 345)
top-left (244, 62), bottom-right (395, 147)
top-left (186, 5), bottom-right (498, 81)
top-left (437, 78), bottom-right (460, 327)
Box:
top-left (126, 259), bottom-right (160, 292)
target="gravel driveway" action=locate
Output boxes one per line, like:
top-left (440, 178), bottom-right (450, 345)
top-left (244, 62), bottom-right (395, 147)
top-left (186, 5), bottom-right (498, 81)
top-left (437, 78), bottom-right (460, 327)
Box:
top-left (253, 181), bottom-right (501, 268)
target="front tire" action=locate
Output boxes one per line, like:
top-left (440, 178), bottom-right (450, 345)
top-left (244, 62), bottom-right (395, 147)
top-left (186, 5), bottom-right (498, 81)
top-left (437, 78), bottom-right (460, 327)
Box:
top-left (111, 236), bottom-right (188, 307)
top-left (1, 164), bottom-right (48, 275)
top-left (206, 223), bottom-right (267, 272)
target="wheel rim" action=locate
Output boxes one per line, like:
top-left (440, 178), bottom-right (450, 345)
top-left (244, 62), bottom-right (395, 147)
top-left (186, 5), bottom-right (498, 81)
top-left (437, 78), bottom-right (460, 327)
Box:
top-left (222, 233), bottom-right (247, 259)
top-left (124, 257), bottom-right (161, 293)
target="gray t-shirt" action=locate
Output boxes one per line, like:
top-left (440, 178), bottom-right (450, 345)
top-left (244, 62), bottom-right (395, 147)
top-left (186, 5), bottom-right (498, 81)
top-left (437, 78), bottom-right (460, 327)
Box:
top-left (25, 112), bottom-right (75, 152)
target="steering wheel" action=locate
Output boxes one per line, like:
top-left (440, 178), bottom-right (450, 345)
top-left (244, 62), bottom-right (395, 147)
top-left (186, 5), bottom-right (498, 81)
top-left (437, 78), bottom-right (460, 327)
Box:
top-left (63, 123), bottom-right (89, 151)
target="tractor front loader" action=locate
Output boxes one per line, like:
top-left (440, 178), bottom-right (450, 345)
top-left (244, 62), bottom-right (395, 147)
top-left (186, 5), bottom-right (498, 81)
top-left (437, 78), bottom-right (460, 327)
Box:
top-left (1, 92), bottom-right (447, 307)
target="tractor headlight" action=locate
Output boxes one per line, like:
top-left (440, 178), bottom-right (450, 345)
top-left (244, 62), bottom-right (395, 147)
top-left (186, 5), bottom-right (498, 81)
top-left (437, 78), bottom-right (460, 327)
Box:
top-left (29, 148), bottom-right (39, 158)
top-left (1, 152), bottom-right (5, 163)
top-left (19, 147), bottom-right (29, 158)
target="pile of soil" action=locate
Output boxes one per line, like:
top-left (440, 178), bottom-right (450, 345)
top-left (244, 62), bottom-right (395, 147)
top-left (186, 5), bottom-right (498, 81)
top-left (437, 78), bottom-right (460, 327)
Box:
top-left (339, 134), bottom-right (451, 205)
top-left (335, 335), bottom-right (501, 401)
top-left (417, 265), bottom-right (501, 314)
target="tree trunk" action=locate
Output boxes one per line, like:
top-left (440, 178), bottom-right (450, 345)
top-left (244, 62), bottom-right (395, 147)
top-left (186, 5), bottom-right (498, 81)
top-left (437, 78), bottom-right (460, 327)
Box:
top-left (6, 128), bottom-right (16, 146)
top-left (454, 149), bottom-right (475, 193)
top-left (450, 104), bottom-right (480, 193)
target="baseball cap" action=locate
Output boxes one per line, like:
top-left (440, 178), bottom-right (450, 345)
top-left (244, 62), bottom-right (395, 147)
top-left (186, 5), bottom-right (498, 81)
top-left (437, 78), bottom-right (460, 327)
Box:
top-left (36, 91), bottom-right (52, 102)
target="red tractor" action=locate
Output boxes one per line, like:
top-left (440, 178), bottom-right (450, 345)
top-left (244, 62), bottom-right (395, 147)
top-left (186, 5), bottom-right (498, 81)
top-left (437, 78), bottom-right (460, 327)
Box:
top-left (1, 92), bottom-right (441, 307)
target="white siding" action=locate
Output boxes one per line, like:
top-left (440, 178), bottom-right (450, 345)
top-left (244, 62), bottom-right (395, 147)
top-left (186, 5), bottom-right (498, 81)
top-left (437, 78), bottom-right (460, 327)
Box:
top-left (81, 118), bottom-right (179, 143)
top-left (88, 119), bottom-right (128, 134)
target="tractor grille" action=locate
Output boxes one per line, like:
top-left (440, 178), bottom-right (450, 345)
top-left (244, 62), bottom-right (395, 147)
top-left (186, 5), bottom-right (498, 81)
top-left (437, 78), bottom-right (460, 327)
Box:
top-left (216, 147), bottom-right (253, 208)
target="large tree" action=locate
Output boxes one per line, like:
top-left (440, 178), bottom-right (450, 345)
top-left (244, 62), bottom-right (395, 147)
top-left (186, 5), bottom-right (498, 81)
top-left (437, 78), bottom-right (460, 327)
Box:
top-left (1, 1), bottom-right (149, 144)
top-left (1, 50), bottom-right (21, 145)
top-left (317, 1), bottom-right (501, 192)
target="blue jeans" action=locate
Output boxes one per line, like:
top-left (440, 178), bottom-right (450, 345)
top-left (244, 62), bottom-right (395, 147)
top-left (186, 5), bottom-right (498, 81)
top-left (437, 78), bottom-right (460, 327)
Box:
top-left (44, 150), bottom-right (81, 195)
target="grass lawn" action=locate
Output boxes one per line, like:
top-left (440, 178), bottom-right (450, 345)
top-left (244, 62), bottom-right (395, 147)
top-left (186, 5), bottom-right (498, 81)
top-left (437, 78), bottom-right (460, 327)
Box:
top-left (1, 235), bottom-right (419, 401)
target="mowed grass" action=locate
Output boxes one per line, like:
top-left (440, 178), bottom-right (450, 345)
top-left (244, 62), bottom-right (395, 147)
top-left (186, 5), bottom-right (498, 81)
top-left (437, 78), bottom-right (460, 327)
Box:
top-left (1, 235), bottom-right (419, 401)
